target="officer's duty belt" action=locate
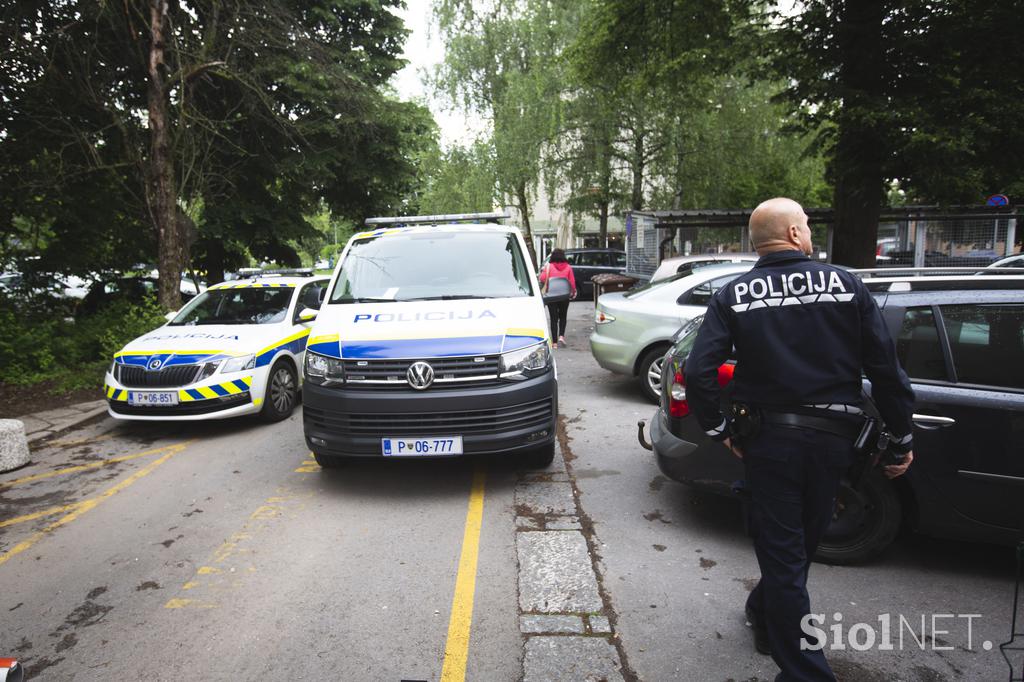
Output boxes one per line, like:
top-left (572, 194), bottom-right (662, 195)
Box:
top-left (760, 410), bottom-right (863, 440)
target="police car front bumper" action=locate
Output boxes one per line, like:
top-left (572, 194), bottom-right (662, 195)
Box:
top-left (104, 372), bottom-right (263, 421)
top-left (303, 371), bottom-right (557, 458)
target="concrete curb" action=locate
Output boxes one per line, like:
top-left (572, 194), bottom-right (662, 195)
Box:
top-left (16, 400), bottom-right (109, 446)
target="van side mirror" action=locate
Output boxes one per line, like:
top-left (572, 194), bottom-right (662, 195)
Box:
top-left (164, 311), bottom-right (177, 321)
top-left (318, 287), bottom-right (327, 304)
top-left (297, 307), bottom-right (318, 323)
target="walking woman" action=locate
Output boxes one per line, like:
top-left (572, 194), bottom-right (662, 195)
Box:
top-left (539, 248), bottom-right (577, 348)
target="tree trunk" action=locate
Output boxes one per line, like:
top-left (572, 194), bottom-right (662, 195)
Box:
top-left (830, 0), bottom-right (886, 268)
top-left (598, 201), bottom-right (609, 247)
top-left (147, 0), bottom-right (181, 310)
top-left (630, 131), bottom-right (645, 211)
top-left (516, 182), bottom-right (538, 266)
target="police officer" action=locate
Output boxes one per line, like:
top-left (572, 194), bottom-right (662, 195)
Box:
top-left (684, 197), bottom-right (915, 681)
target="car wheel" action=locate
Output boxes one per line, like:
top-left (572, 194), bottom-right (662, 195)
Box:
top-left (524, 442), bottom-right (555, 469)
top-left (260, 359), bottom-right (298, 422)
top-left (815, 470), bottom-right (902, 565)
top-left (638, 346), bottom-right (669, 404)
top-left (313, 451), bottom-right (344, 469)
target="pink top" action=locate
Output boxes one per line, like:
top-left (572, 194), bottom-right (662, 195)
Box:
top-left (540, 261), bottom-right (576, 294)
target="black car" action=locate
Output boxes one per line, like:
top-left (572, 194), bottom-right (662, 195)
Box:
top-left (648, 279), bottom-right (1024, 564)
top-left (542, 248), bottom-right (626, 300)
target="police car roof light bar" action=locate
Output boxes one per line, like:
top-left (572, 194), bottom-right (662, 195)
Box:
top-left (364, 212), bottom-right (511, 226)
top-left (243, 268), bottom-right (315, 279)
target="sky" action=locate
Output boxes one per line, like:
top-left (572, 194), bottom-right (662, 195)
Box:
top-left (390, 0), bottom-right (485, 148)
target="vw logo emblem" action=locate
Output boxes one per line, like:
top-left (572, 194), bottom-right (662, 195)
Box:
top-left (407, 361), bottom-right (435, 390)
top-left (147, 358), bottom-right (163, 370)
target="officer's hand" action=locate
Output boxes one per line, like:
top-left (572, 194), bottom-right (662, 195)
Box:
top-left (884, 450), bottom-right (913, 479)
top-left (723, 437), bottom-right (743, 459)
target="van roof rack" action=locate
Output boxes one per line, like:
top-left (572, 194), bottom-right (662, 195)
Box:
top-left (364, 212), bottom-right (511, 226)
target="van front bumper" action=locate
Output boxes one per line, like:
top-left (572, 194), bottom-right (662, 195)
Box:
top-left (302, 371), bottom-right (557, 458)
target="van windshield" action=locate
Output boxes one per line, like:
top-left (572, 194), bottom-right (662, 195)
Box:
top-left (329, 231), bottom-right (534, 303)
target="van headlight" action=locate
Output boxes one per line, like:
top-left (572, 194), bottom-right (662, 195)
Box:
top-left (222, 354), bottom-right (255, 373)
top-left (499, 342), bottom-right (551, 380)
top-left (305, 350), bottom-right (345, 385)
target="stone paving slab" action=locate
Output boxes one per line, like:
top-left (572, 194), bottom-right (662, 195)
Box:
top-left (523, 636), bottom-right (624, 682)
top-left (20, 401), bottom-right (108, 444)
top-left (589, 615), bottom-right (612, 634)
top-left (517, 530), bottom-right (602, 613)
top-left (546, 518), bottom-right (582, 530)
top-left (519, 614), bottom-right (585, 634)
top-left (515, 480), bottom-right (576, 516)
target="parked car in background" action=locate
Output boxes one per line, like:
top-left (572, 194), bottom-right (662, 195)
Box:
top-left (80, 275), bottom-right (206, 314)
top-left (541, 248), bottom-right (626, 300)
top-left (590, 262), bottom-right (753, 402)
top-left (648, 275), bottom-right (1024, 564)
top-left (987, 253), bottom-right (1024, 269)
top-left (650, 253), bottom-right (758, 283)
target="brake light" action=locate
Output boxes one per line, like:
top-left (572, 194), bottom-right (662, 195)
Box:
top-left (669, 363), bottom-right (735, 418)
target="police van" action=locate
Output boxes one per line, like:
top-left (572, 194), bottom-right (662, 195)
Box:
top-left (105, 271), bottom-right (330, 422)
top-left (302, 213), bottom-right (557, 468)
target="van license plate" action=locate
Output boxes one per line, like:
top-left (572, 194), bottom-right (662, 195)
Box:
top-left (128, 391), bottom-right (179, 406)
top-left (381, 437), bottom-right (463, 457)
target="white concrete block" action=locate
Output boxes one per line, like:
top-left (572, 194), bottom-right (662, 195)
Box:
top-left (0, 419), bottom-right (31, 472)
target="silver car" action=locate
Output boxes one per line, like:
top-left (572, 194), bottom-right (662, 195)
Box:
top-left (589, 263), bottom-right (753, 402)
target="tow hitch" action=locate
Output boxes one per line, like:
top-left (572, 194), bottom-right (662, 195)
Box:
top-left (637, 419), bottom-right (653, 451)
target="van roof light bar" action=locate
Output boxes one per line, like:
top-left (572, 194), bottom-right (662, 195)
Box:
top-left (243, 268), bottom-right (315, 279)
top-left (364, 212), bottom-right (511, 226)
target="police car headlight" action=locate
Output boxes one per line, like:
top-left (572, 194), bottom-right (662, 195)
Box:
top-left (222, 354), bottom-right (255, 373)
top-left (305, 350), bottom-right (345, 385)
top-left (499, 342), bottom-right (550, 379)
top-left (197, 360), bottom-right (221, 381)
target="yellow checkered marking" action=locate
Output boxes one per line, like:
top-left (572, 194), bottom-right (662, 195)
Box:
top-left (208, 282), bottom-right (292, 290)
top-left (105, 377), bottom-right (253, 403)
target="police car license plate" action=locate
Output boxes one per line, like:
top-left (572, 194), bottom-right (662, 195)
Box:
top-left (381, 437), bottom-right (463, 457)
top-left (128, 391), bottom-right (179, 407)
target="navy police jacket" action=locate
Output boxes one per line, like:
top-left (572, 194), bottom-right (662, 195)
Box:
top-left (684, 250), bottom-right (915, 453)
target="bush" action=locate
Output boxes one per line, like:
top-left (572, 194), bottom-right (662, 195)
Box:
top-left (0, 293), bottom-right (167, 393)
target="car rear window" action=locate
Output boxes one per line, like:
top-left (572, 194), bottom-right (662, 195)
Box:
top-left (941, 304), bottom-right (1024, 389)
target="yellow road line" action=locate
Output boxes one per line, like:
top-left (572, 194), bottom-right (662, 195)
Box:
top-left (440, 467), bottom-right (487, 682)
top-left (0, 501), bottom-right (86, 529)
top-left (0, 442), bottom-right (186, 489)
top-left (0, 443), bottom-right (191, 567)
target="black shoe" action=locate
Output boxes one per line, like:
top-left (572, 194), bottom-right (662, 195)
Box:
top-left (745, 605), bottom-right (772, 656)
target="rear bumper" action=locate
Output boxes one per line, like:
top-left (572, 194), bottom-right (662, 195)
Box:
top-left (589, 331), bottom-right (634, 375)
top-left (303, 371), bottom-right (557, 458)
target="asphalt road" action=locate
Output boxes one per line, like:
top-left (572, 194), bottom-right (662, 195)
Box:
top-left (0, 301), bottom-right (1017, 681)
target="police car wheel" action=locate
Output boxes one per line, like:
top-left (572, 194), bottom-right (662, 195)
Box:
top-left (814, 470), bottom-right (902, 565)
top-left (260, 360), bottom-right (298, 422)
top-left (524, 442), bottom-right (555, 468)
top-left (638, 346), bottom-right (668, 404)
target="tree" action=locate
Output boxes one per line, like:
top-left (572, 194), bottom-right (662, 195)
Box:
top-left (0, 0), bottom-right (431, 307)
top-left (415, 141), bottom-right (498, 215)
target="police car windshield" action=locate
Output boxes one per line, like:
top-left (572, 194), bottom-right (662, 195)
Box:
top-left (168, 287), bottom-right (294, 325)
top-left (330, 231), bottom-right (533, 303)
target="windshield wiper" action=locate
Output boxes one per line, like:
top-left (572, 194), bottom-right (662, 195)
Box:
top-left (332, 297), bottom-right (398, 304)
top-left (400, 295), bottom-right (492, 301)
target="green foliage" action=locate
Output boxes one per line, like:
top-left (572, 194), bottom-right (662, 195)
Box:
top-left (415, 142), bottom-right (498, 215)
top-left (0, 295), bottom-right (166, 392)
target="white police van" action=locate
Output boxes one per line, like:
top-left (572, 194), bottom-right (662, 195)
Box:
top-left (302, 213), bottom-right (557, 468)
top-left (105, 271), bottom-right (330, 422)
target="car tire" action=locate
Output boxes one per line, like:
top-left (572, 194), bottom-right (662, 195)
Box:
top-left (638, 346), bottom-right (669, 404)
top-left (313, 451), bottom-right (344, 469)
top-left (815, 470), bottom-right (902, 565)
top-left (524, 442), bottom-right (556, 469)
top-left (259, 359), bottom-right (298, 423)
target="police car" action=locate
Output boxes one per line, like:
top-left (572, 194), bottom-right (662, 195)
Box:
top-left (302, 213), bottom-right (557, 468)
top-left (104, 271), bottom-right (330, 422)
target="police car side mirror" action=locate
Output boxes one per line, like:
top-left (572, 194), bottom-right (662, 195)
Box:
top-left (318, 288), bottom-right (327, 304)
top-left (164, 311), bottom-right (177, 322)
top-left (297, 307), bottom-right (318, 323)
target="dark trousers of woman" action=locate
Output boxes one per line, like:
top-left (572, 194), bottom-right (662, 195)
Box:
top-left (547, 300), bottom-right (569, 339)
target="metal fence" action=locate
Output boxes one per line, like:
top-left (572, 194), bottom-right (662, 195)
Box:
top-left (878, 216), bottom-right (1018, 267)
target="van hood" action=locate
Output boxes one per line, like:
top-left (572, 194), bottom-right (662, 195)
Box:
top-left (307, 297), bottom-right (549, 359)
top-left (115, 324), bottom-right (285, 367)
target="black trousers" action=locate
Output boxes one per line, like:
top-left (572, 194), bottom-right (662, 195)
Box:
top-left (742, 424), bottom-right (853, 682)
top-left (547, 300), bottom-right (569, 339)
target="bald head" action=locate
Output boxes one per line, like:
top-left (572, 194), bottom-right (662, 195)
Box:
top-left (749, 197), bottom-right (812, 255)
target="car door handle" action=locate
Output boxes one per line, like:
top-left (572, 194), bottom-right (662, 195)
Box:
top-left (912, 413), bottom-right (956, 428)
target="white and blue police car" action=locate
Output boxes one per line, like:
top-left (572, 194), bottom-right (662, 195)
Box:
top-left (104, 271), bottom-right (330, 422)
top-left (302, 213), bottom-right (558, 468)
